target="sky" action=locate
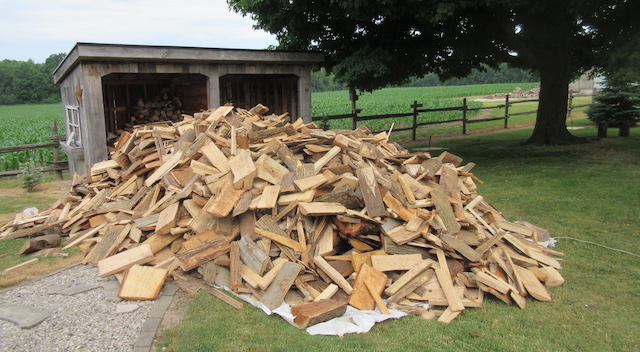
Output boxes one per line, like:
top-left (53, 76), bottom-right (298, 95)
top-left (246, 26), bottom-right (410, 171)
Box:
top-left (0, 0), bottom-right (278, 63)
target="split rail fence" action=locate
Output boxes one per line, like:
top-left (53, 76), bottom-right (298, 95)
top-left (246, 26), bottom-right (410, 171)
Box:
top-left (312, 93), bottom-right (593, 140)
top-left (0, 121), bottom-right (67, 178)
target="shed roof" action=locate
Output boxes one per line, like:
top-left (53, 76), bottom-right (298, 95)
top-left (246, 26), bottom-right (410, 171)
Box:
top-left (53, 42), bottom-right (324, 83)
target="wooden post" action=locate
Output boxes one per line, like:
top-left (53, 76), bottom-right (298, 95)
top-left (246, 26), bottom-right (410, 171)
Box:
top-left (50, 121), bottom-right (63, 180)
top-left (461, 98), bottom-right (468, 135)
top-left (410, 101), bottom-right (423, 141)
top-left (349, 86), bottom-right (358, 130)
top-left (504, 94), bottom-right (510, 129)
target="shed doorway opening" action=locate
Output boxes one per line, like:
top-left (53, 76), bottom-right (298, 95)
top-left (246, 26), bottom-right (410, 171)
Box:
top-left (102, 73), bottom-right (208, 140)
top-left (219, 74), bottom-right (299, 117)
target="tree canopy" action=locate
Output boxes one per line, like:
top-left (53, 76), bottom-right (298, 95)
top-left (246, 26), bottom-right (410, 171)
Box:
top-left (0, 53), bottom-right (65, 105)
top-left (229, 0), bottom-right (639, 144)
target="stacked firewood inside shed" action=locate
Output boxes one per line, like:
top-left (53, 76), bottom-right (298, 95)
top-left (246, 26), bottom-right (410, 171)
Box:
top-left (0, 104), bottom-right (564, 326)
top-left (129, 88), bottom-right (184, 126)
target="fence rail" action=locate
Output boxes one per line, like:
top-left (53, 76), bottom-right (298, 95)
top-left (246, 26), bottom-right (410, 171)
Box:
top-left (0, 121), bottom-right (67, 178)
top-left (313, 93), bottom-right (593, 140)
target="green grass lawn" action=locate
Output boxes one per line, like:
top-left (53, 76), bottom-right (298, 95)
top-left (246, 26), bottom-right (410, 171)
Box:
top-left (157, 122), bottom-right (639, 352)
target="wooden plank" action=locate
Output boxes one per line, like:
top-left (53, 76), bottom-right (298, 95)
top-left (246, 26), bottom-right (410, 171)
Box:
top-left (440, 233), bottom-right (482, 262)
top-left (204, 180), bottom-right (245, 217)
top-left (97, 244), bottom-right (154, 277)
top-left (387, 269), bottom-right (433, 304)
top-left (348, 264), bottom-right (387, 310)
top-left (261, 261), bottom-right (303, 311)
top-left (277, 190), bottom-right (315, 205)
top-left (255, 154), bottom-right (289, 185)
top-left (356, 167), bottom-right (386, 217)
top-left (229, 241), bottom-right (242, 292)
top-left (313, 256), bottom-right (353, 294)
top-left (229, 150), bottom-right (256, 189)
top-left (365, 280), bottom-right (390, 315)
top-left (3, 258), bottom-right (38, 273)
top-left (200, 141), bottom-right (230, 174)
top-left (155, 201), bottom-right (180, 235)
top-left (257, 185), bottom-right (280, 210)
top-left (118, 265), bottom-right (168, 300)
top-left (86, 225), bottom-right (126, 265)
top-left (144, 150), bottom-right (184, 187)
top-left (254, 227), bottom-right (302, 252)
top-left (294, 174), bottom-right (327, 192)
top-left (176, 237), bottom-right (231, 271)
top-left (313, 146), bottom-right (341, 173)
top-left (62, 223), bottom-right (106, 249)
top-left (239, 235), bottom-right (270, 275)
top-left (257, 258), bottom-right (288, 290)
top-left (371, 254), bottom-right (423, 272)
top-left (384, 259), bottom-right (433, 296)
top-left (383, 194), bottom-right (415, 222)
top-left (298, 202), bottom-right (347, 216)
top-left (314, 284), bottom-right (339, 301)
top-left (437, 307), bottom-right (462, 324)
top-left (291, 299), bottom-right (347, 328)
top-left (430, 185), bottom-right (461, 234)
top-left (514, 265), bottom-right (552, 301)
top-left (434, 249), bottom-right (465, 312)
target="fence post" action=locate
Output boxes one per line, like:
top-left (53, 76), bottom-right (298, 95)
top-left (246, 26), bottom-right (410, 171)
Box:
top-left (350, 86), bottom-right (358, 130)
top-left (410, 100), bottom-right (423, 141)
top-left (462, 98), bottom-right (468, 135)
top-left (50, 121), bottom-right (63, 180)
top-left (504, 94), bottom-right (510, 129)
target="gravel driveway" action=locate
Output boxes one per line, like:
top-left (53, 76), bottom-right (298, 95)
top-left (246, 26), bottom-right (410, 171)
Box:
top-left (0, 264), bottom-right (158, 352)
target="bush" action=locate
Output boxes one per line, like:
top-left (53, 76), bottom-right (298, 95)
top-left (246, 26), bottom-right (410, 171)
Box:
top-left (587, 85), bottom-right (640, 127)
top-left (20, 161), bottom-right (43, 192)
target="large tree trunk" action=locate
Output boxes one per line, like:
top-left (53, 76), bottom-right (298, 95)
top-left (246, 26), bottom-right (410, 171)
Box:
top-left (525, 68), bottom-right (585, 145)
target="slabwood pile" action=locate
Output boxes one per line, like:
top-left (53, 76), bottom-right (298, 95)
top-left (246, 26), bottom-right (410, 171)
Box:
top-left (0, 104), bottom-right (564, 326)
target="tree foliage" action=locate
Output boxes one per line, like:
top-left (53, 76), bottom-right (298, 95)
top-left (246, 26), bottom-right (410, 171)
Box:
top-left (587, 85), bottom-right (640, 126)
top-left (0, 53), bottom-right (65, 105)
top-left (229, 0), bottom-right (639, 144)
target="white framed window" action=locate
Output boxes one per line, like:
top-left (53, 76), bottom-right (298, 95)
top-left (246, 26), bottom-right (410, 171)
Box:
top-left (65, 105), bottom-right (81, 146)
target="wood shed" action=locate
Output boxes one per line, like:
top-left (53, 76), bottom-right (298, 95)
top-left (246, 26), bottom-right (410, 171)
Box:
top-left (53, 43), bottom-right (323, 175)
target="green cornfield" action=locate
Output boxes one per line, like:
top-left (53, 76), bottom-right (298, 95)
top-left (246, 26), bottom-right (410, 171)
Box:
top-left (0, 104), bottom-right (65, 172)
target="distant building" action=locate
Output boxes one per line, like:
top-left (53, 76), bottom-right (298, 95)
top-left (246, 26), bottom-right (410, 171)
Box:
top-left (569, 72), bottom-right (606, 94)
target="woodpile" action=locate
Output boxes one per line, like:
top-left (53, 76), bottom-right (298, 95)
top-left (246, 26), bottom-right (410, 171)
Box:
top-left (0, 103), bottom-right (564, 325)
top-left (130, 89), bottom-right (184, 126)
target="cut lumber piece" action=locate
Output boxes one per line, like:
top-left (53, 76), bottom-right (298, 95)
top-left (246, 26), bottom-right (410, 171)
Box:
top-left (261, 261), bottom-right (303, 311)
top-left (205, 180), bottom-right (245, 217)
top-left (385, 259), bottom-right (433, 296)
top-left (314, 284), bottom-right (339, 301)
top-left (435, 249), bottom-right (465, 312)
top-left (239, 235), bottom-right (270, 275)
top-left (387, 269), bottom-right (433, 304)
top-left (200, 141), bottom-right (230, 174)
top-left (155, 201), bottom-right (180, 235)
top-left (97, 244), bottom-right (154, 277)
top-left (371, 254), bottom-right (423, 272)
top-left (384, 225), bottom-right (421, 245)
top-left (229, 150), bottom-right (256, 189)
top-left (528, 266), bottom-right (565, 287)
top-left (313, 255), bottom-right (353, 294)
top-left (62, 223), bottom-right (107, 249)
top-left (476, 230), bottom-right (506, 255)
top-left (348, 264), bottom-right (387, 310)
top-left (118, 265), bottom-right (168, 300)
top-left (240, 265), bottom-right (263, 288)
top-left (514, 265), bottom-right (552, 301)
top-left (430, 186), bottom-right (461, 234)
top-left (277, 190), bottom-right (315, 205)
top-left (351, 249), bottom-right (387, 273)
top-left (299, 202), bottom-right (347, 216)
top-left (86, 225), bottom-right (126, 265)
top-left (257, 258), bottom-right (288, 290)
top-left (356, 167), bottom-right (386, 217)
top-left (313, 146), bottom-right (341, 173)
top-left (291, 299), bottom-right (347, 328)
top-left (256, 185), bottom-right (280, 210)
top-left (254, 227), bottom-right (302, 252)
top-left (229, 241), bottom-right (242, 292)
top-left (383, 194), bottom-right (415, 222)
top-left (294, 173), bottom-right (327, 193)
top-left (437, 306), bottom-right (462, 324)
top-left (3, 258), bottom-right (38, 273)
top-left (255, 154), bottom-right (289, 185)
top-left (440, 234), bottom-right (482, 262)
top-left (144, 150), bottom-right (184, 187)
top-left (176, 237), bottom-right (231, 271)
top-left (364, 279), bottom-right (391, 315)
